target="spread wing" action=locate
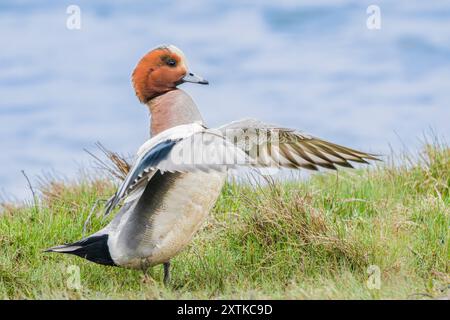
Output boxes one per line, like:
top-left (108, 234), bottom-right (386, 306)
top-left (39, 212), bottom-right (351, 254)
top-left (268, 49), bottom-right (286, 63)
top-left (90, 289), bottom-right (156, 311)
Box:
top-left (217, 118), bottom-right (380, 170)
top-left (104, 119), bottom-right (379, 215)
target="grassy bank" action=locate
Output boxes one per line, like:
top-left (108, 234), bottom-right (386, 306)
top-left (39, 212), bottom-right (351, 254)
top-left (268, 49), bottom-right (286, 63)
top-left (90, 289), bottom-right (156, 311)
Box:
top-left (0, 144), bottom-right (448, 299)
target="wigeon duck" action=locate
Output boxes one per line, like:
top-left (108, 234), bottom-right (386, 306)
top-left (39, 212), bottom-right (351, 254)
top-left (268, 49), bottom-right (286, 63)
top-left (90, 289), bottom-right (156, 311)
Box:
top-left (46, 45), bottom-right (378, 285)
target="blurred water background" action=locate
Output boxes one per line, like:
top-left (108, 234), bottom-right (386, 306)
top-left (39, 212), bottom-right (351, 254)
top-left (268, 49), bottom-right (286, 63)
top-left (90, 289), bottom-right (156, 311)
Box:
top-left (1, 0), bottom-right (450, 200)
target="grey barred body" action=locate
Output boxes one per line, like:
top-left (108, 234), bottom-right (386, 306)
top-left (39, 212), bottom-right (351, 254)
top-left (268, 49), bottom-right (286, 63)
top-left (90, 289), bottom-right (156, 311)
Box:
top-left (108, 170), bottom-right (226, 268)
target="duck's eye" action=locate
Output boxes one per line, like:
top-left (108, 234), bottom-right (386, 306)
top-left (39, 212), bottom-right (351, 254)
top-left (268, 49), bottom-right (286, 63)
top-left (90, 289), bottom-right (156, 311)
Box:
top-left (166, 58), bottom-right (177, 67)
top-left (161, 55), bottom-right (177, 67)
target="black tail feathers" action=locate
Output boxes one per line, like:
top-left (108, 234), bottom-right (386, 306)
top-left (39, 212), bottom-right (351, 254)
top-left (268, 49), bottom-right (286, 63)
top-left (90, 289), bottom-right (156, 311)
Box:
top-left (45, 234), bottom-right (116, 266)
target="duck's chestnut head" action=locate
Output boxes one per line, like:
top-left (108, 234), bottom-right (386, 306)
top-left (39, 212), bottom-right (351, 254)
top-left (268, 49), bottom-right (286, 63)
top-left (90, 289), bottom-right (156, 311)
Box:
top-left (132, 45), bottom-right (208, 103)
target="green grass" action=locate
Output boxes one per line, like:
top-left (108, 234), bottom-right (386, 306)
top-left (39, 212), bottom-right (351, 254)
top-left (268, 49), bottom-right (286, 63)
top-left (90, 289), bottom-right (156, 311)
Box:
top-left (0, 144), bottom-right (448, 299)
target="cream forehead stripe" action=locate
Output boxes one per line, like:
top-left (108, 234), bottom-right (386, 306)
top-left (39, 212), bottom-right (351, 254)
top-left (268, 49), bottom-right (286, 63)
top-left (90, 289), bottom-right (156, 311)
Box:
top-left (154, 44), bottom-right (188, 66)
top-left (167, 45), bottom-right (186, 61)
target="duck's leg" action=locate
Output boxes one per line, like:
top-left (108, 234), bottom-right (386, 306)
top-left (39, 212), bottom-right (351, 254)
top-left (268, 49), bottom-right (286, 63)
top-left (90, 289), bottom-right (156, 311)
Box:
top-left (163, 261), bottom-right (171, 286)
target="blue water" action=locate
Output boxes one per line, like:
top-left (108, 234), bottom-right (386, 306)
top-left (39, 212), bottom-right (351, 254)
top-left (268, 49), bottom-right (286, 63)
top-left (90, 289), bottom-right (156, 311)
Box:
top-left (1, 0), bottom-right (450, 200)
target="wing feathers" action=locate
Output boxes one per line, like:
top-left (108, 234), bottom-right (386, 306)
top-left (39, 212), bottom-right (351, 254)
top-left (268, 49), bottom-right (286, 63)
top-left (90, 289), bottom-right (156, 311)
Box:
top-left (105, 120), bottom-right (379, 216)
top-left (219, 118), bottom-right (380, 170)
